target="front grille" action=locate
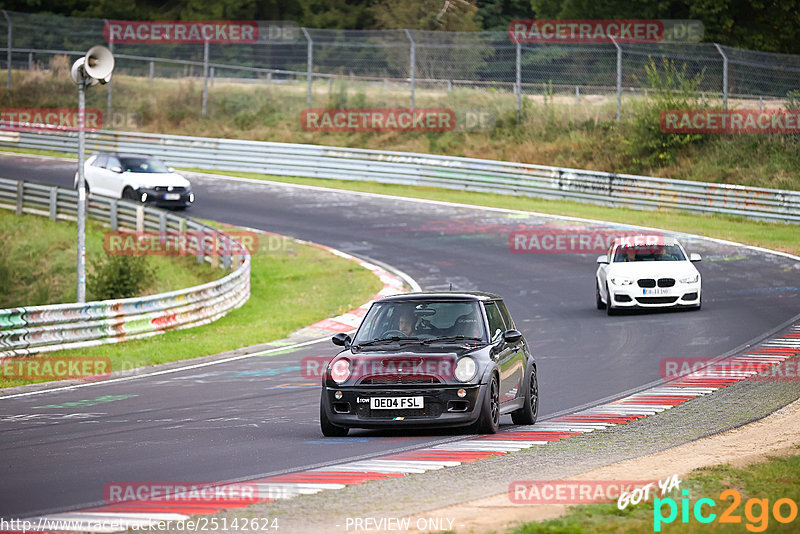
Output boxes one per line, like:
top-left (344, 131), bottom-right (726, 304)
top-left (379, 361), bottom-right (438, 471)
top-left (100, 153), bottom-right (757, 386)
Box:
top-left (153, 186), bottom-right (187, 192)
top-left (637, 279), bottom-right (656, 288)
top-left (360, 375), bottom-right (441, 385)
top-left (358, 403), bottom-right (443, 419)
top-left (658, 278), bottom-right (675, 287)
top-left (637, 296), bottom-right (679, 304)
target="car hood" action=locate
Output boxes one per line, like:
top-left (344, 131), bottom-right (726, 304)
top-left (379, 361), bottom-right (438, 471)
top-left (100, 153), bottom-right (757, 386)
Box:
top-left (606, 261), bottom-right (699, 279)
top-left (123, 172), bottom-right (190, 189)
top-left (337, 347), bottom-right (477, 382)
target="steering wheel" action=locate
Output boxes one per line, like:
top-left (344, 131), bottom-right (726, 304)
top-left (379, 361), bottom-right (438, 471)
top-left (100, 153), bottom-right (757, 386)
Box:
top-left (381, 329), bottom-right (408, 338)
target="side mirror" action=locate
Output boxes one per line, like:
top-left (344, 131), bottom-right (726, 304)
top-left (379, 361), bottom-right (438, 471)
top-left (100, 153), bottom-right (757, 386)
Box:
top-left (332, 333), bottom-right (351, 348)
top-left (109, 166), bottom-right (122, 173)
top-left (689, 253), bottom-right (702, 262)
top-left (596, 255), bottom-right (609, 264)
top-left (503, 329), bottom-right (523, 344)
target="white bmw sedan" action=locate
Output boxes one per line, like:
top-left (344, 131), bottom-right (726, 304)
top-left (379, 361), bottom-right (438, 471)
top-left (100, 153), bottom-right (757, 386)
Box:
top-left (596, 236), bottom-right (702, 314)
top-left (75, 152), bottom-right (194, 209)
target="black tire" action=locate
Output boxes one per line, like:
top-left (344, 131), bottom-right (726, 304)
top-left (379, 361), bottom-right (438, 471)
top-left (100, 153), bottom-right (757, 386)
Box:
top-left (320, 397), bottom-right (348, 437)
top-left (606, 284), bottom-right (617, 315)
top-left (475, 374), bottom-right (500, 434)
top-left (596, 280), bottom-right (606, 310)
top-left (511, 366), bottom-right (539, 425)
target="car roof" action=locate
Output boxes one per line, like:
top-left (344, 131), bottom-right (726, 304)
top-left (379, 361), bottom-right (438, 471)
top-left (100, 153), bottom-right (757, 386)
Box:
top-left (612, 235), bottom-right (678, 247)
top-left (95, 152), bottom-right (156, 159)
top-left (376, 291), bottom-right (502, 303)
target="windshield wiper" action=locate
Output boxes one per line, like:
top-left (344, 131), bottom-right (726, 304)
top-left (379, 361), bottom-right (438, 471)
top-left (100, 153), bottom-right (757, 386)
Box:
top-left (355, 336), bottom-right (421, 348)
top-left (422, 335), bottom-right (483, 344)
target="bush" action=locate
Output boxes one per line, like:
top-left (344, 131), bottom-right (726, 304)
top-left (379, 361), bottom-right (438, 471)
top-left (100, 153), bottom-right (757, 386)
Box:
top-left (625, 58), bottom-right (708, 171)
top-left (88, 254), bottom-right (155, 301)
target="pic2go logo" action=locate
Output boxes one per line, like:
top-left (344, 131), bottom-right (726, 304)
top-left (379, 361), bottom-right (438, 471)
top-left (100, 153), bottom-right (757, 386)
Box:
top-left (654, 489), bottom-right (798, 532)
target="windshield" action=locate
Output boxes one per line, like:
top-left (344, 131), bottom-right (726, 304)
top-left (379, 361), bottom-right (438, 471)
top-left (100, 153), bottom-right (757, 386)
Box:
top-left (353, 300), bottom-right (486, 344)
top-left (613, 244), bottom-right (686, 262)
top-left (119, 156), bottom-right (170, 173)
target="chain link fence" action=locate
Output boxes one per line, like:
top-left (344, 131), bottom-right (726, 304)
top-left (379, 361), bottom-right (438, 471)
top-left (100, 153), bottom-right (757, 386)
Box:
top-left (1, 10), bottom-right (799, 121)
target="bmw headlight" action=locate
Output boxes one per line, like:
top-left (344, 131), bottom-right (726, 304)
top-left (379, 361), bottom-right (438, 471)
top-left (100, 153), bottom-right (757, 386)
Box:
top-left (455, 356), bottom-right (477, 382)
top-left (679, 274), bottom-right (700, 283)
top-left (610, 277), bottom-right (633, 286)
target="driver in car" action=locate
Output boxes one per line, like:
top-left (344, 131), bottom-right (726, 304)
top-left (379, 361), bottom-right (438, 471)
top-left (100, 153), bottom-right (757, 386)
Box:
top-left (396, 307), bottom-right (417, 336)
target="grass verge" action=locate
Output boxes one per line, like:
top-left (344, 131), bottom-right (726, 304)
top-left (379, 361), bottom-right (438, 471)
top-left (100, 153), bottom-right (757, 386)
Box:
top-left (0, 223), bottom-right (383, 389)
top-left (187, 170), bottom-right (800, 256)
top-left (510, 449), bottom-right (800, 533)
top-left (0, 210), bottom-right (219, 307)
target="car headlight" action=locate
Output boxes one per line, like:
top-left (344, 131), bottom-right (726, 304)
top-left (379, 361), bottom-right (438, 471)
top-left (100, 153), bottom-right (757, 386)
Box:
top-left (610, 277), bottom-right (633, 286)
top-left (679, 274), bottom-right (700, 283)
top-left (330, 359), bottom-right (351, 384)
top-left (455, 356), bottom-right (477, 382)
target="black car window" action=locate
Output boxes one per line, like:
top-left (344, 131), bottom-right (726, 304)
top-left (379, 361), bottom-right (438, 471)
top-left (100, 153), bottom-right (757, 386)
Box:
top-left (353, 301), bottom-right (486, 344)
top-left (497, 300), bottom-right (515, 330)
top-left (93, 154), bottom-right (108, 168)
top-left (484, 301), bottom-right (506, 341)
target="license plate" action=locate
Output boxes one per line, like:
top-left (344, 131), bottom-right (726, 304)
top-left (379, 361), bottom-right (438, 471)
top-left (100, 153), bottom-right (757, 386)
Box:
top-left (370, 396), bottom-right (424, 410)
top-left (643, 288), bottom-right (670, 295)
top-left (164, 193), bottom-right (180, 200)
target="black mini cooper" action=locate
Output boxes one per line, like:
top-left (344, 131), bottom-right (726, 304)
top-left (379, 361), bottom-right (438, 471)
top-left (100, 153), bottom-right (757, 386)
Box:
top-left (320, 292), bottom-right (538, 436)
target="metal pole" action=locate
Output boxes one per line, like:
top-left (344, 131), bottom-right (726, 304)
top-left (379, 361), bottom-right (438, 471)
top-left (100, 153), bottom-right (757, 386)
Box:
top-left (714, 43), bottom-right (728, 110)
top-left (106, 39), bottom-right (114, 126)
top-left (2, 11), bottom-right (11, 89)
top-left (404, 29), bottom-right (415, 110)
top-left (612, 37), bottom-right (621, 121)
top-left (202, 41), bottom-right (209, 115)
top-left (149, 60), bottom-right (154, 81)
top-left (301, 28), bottom-right (312, 107)
top-left (77, 81), bottom-right (87, 302)
top-left (515, 42), bottom-right (521, 120)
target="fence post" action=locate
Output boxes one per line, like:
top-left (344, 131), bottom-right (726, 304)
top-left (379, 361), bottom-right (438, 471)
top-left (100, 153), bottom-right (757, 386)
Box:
top-left (575, 86), bottom-right (579, 103)
top-left (136, 205), bottom-right (144, 232)
top-left (2, 11), bottom-right (11, 90)
top-left (611, 37), bottom-right (621, 121)
top-left (202, 40), bottom-right (209, 115)
top-left (27, 51), bottom-right (32, 71)
top-left (713, 43), bottom-right (728, 110)
top-left (209, 66), bottom-right (214, 88)
top-left (301, 28), bottom-right (313, 107)
top-left (110, 199), bottom-right (117, 230)
top-left (149, 60), bottom-right (154, 81)
top-left (49, 187), bottom-right (57, 221)
top-left (15, 180), bottom-right (22, 215)
top-left (404, 29), bottom-right (415, 110)
top-left (515, 41), bottom-right (521, 120)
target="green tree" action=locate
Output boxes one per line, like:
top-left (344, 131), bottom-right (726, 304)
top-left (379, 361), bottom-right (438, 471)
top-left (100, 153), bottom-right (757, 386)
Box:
top-left (370, 0), bottom-right (480, 31)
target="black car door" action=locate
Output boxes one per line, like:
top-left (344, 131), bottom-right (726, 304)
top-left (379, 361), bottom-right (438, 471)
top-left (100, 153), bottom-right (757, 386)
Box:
top-left (484, 301), bottom-right (524, 404)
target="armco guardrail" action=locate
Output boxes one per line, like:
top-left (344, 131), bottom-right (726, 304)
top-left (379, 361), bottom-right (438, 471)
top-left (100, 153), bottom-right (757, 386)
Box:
top-left (0, 178), bottom-right (250, 356)
top-left (2, 129), bottom-right (799, 223)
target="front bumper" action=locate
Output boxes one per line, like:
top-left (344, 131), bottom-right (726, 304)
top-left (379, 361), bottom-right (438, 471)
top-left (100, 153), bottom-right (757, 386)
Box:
top-left (609, 282), bottom-right (701, 308)
top-left (321, 384), bottom-right (486, 429)
top-left (138, 188), bottom-right (194, 208)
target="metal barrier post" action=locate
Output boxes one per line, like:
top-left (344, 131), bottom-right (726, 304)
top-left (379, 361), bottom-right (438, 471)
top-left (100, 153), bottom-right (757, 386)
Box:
top-left (110, 199), bottom-right (117, 230)
top-left (136, 204), bottom-right (144, 232)
top-left (149, 60), bottom-right (154, 81)
top-left (515, 42), bottom-right (521, 120)
top-left (15, 181), bottom-right (22, 214)
top-left (714, 43), bottom-right (728, 110)
top-left (49, 187), bottom-right (57, 220)
top-left (106, 40), bottom-right (114, 122)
